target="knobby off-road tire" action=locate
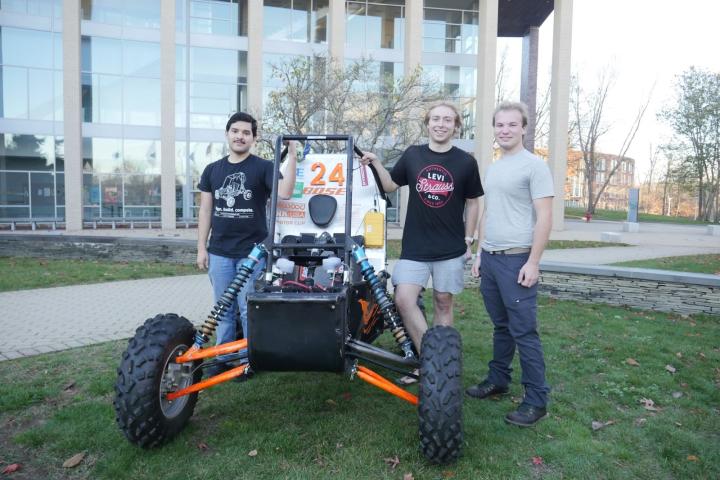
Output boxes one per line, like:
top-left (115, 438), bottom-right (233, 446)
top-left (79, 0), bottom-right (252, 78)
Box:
top-left (114, 314), bottom-right (201, 448)
top-left (418, 325), bottom-right (463, 464)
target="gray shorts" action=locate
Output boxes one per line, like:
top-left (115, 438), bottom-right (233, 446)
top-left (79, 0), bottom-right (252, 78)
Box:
top-left (392, 254), bottom-right (467, 294)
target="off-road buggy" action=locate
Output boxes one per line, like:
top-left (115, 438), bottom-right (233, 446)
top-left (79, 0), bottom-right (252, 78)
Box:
top-left (113, 135), bottom-right (463, 464)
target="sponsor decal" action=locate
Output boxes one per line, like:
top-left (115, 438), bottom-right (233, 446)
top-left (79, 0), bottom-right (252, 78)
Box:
top-left (303, 186), bottom-right (346, 196)
top-left (292, 181), bottom-right (304, 198)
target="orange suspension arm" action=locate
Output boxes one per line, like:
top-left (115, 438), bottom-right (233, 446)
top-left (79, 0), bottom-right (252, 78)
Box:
top-left (166, 364), bottom-right (249, 401)
top-left (356, 365), bottom-right (418, 406)
top-left (175, 339), bottom-right (248, 363)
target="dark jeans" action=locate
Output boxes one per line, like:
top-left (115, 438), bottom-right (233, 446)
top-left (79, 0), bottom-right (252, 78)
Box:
top-left (480, 250), bottom-right (550, 408)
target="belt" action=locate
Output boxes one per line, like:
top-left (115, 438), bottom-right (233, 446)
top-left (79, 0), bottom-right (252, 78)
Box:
top-left (483, 247), bottom-right (531, 255)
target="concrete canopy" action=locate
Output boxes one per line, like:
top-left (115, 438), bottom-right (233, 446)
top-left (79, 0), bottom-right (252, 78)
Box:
top-left (498, 0), bottom-right (554, 37)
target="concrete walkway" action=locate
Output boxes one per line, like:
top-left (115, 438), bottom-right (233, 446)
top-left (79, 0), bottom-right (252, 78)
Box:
top-left (0, 275), bottom-right (210, 361)
top-left (0, 220), bottom-right (717, 361)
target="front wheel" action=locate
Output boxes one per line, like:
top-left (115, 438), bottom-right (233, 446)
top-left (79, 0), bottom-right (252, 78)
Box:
top-left (418, 325), bottom-right (463, 464)
top-left (114, 314), bottom-right (201, 448)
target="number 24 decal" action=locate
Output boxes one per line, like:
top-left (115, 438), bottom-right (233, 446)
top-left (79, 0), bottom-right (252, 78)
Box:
top-left (310, 162), bottom-right (345, 186)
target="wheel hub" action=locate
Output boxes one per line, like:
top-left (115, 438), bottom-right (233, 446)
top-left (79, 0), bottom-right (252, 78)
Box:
top-left (159, 345), bottom-right (194, 418)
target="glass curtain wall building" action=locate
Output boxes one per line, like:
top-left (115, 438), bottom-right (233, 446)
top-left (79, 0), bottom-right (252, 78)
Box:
top-left (0, 1), bottom-right (64, 220)
top-left (0, 0), bottom-right (487, 226)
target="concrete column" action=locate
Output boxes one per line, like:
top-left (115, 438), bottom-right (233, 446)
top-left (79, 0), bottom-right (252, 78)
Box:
top-left (247, 0), bottom-right (264, 119)
top-left (520, 25), bottom-right (539, 152)
top-left (395, 0), bottom-right (423, 227)
top-left (62, 0), bottom-right (82, 231)
top-left (403, 0), bottom-right (422, 76)
top-left (548, 0), bottom-right (573, 231)
top-left (160, 0), bottom-right (176, 230)
top-left (473, 0), bottom-right (498, 178)
top-left (328, 0), bottom-right (345, 66)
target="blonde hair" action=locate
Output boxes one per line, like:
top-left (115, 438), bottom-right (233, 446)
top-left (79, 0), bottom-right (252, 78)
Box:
top-left (493, 101), bottom-right (529, 127)
top-left (424, 101), bottom-right (463, 131)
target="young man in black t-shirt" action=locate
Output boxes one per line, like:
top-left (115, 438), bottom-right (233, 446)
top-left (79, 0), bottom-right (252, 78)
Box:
top-left (197, 112), bottom-right (296, 375)
top-left (359, 102), bottom-right (483, 358)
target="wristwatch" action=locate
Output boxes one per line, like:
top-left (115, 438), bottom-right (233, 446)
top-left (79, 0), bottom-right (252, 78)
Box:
top-left (464, 236), bottom-right (475, 245)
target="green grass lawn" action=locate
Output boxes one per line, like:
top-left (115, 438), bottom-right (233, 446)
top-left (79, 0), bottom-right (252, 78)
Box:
top-left (565, 207), bottom-right (711, 225)
top-left (613, 254), bottom-right (720, 275)
top-left (387, 239), bottom-right (629, 260)
top-left (0, 257), bottom-right (199, 292)
top-left (1, 292), bottom-right (717, 479)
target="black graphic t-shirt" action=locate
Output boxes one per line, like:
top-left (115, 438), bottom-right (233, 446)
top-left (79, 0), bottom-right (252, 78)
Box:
top-left (198, 155), bottom-right (276, 259)
top-left (391, 145), bottom-right (483, 261)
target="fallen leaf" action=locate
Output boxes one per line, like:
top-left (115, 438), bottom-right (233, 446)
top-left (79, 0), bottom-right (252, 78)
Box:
top-left (699, 352), bottom-right (706, 359)
top-left (442, 470), bottom-right (456, 478)
top-left (197, 442), bottom-right (209, 451)
top-left (384, 455), bottom-right (400, 470)
top-left (403, 474), bottom-right (414, 480)
top-left (634, 417), bottom-right (647, 427)
top-left (687, 455), bottom-right (699, 462)
top-left (672, 391), bottom-right (683, 399)
top-left (326, 399), bottom-right (337, 407)
top-left (62, 452), bottom-right (85, 468)
top-left (675, 352), bottom-right (682, 358)
top-left (665, 365), bottom-right (677, 374)
top-left (532, 456), bottom-right (544, 465)
top-left (1, 464), bottom-right (21, 474)
top-left (62, 381), bottom-right (76, 391)
top-left (626, 358), bottom-right (640, 366)
top-left (639, 398), bottom-right (658, 411)
top-left (591, 420), bottom-right (615, 431)
top-left (248, 449), bottom-right (258, 457)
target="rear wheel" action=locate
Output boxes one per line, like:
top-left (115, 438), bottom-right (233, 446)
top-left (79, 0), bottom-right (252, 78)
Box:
top-left (114, 314), bottom-right (201, 448)
top-left (418, 325), bottom-right (463, 464)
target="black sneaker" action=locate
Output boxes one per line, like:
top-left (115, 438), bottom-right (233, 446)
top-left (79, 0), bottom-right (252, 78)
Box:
top-left (465, 380), bottom-right (509, 399)
top-left (235, 366), bottom-right (254, 383)
top-left (504, 403), bottom-right (548, 427)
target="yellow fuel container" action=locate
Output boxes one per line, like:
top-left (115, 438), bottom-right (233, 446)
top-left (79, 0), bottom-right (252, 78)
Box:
top-left (363, 210), bottom-right (385, 248)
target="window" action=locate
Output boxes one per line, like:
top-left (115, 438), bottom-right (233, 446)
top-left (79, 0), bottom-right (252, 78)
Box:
top-left (423, 0), bottom-right (478, 54)
top-left (0, 27), bottom-right (62, 121)
top-left (81, 37), bottom-right (161, 126)
top-left (82, 137), bottom-right (162, 219)
top-left (264, 0), bottom-right (328, 43)
top-left (80, 0), bottom-right (160, 29)
top-left (0, 134), bottom-right (63, 220)
top-left (179, 47), bottom-right (248, 129)
top-left (186, 0), bottom-right (248, 36)
top-left (346, 1), bottom-right (404, 50)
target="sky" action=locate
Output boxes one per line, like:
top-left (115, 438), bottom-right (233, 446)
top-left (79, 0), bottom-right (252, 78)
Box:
top-left (498, 0), bottom-right (720, 181)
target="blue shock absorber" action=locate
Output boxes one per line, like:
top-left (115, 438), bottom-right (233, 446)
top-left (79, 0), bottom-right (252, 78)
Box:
top-left (193, 244), bottom-right (268, 348)
top-left (351, 245), bottom-right (416, 359)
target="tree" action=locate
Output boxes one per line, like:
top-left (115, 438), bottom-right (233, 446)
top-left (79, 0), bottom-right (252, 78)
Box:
top-left (660, 67), bottom-right (720, 222)
top-left (571, 69), bottom-right (652, 213)
top-left (260, 55), bottom-right (442, 163)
